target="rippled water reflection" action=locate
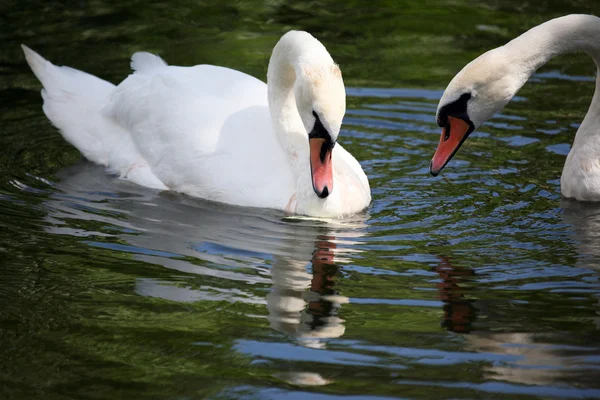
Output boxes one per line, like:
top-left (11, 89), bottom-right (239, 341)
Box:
top-left (2, 1), bottom-right (600, 399)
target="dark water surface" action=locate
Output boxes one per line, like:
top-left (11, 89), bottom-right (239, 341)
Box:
top-left (1, 1), bottom-right (600, 399)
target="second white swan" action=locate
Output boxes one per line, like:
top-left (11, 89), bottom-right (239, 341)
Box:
top-left (430, 14), bottom-right (600, 202)
top-left (22, 31), bottom-right (371, 217)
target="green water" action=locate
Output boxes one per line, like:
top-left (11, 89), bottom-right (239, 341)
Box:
top-left (1, 1), bottom-right (600, 399)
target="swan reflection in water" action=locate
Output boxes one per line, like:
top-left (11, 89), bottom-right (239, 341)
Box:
top-left (562, 199), bottom-right (600, 272)
top-left (41, 162), bottom-right (366, 386)
top-left (37, 163), bottom-right (599, 389)
top-left (561, 199), bottom-right (600, 331)
top-left (435, 252), bottom-right (599, 388)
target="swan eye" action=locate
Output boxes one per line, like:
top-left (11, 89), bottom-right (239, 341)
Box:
top-left (309, 110), bottom-right (335, 145)
top-left (437, 115), bottom-right (446, 128)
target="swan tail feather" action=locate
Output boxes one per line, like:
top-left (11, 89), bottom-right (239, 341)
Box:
top-left (130, 52), bottom-right (168, 74)
top-left (22, 45), bottom-right (168, 191)
top-left (21, 45), bottom-right (136, 171)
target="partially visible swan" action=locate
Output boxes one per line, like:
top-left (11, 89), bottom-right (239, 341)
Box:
top-left (21, 31), bottom-right (371, 217)
top-left (430, 14), bottom-right (600, 201)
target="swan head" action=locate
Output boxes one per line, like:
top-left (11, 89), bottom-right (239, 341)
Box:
top-left (295, 63), bottom-right (346, 198)
top-left (430, 47), bottom-right (525, 175)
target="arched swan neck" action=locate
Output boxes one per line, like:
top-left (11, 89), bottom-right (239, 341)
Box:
top-left (266, 31), bottom-right (336, 199)
top-left (505, 15), bottom-right (600, 145)
top-left (266, 32), bottom-right (333, 144)
top-left (504, 15), bottom-right (600, 74)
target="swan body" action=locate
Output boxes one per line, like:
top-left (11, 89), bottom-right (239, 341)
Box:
top-left (430, 14), bottom-right (600, 201)
top-left (22, 31), bottom-right (371, 217)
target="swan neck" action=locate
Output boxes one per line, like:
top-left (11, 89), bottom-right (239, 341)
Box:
top-left (266, 46), bottom-right (301, 145)
top-left (266, 32), bottom-right (332, 131)
top-left (505, 15), bottom-right (600, 146)
top-left (266, 31), bottom-right (333, 191)
top-left (505, 15), bottom-right (600, 75)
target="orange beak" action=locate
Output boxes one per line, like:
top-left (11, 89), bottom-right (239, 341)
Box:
top-left (430, 116), bottom-right (472, 176)
top-left (309, 138), bottom-right (334, 198)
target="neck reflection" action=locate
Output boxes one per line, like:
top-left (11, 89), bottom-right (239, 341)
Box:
top-left (268, 235), bottom-right (347, 349)
top-left (434, 256), bottom-right (477, 333)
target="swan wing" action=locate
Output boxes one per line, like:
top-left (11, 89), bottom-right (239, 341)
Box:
top-left (106, 57), bottom-right (294, 206)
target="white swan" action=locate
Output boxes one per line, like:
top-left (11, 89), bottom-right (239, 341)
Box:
top-left (21, 31), bottom-right (371, 217)
top-left (430, 14), bottom-right (600, 201)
